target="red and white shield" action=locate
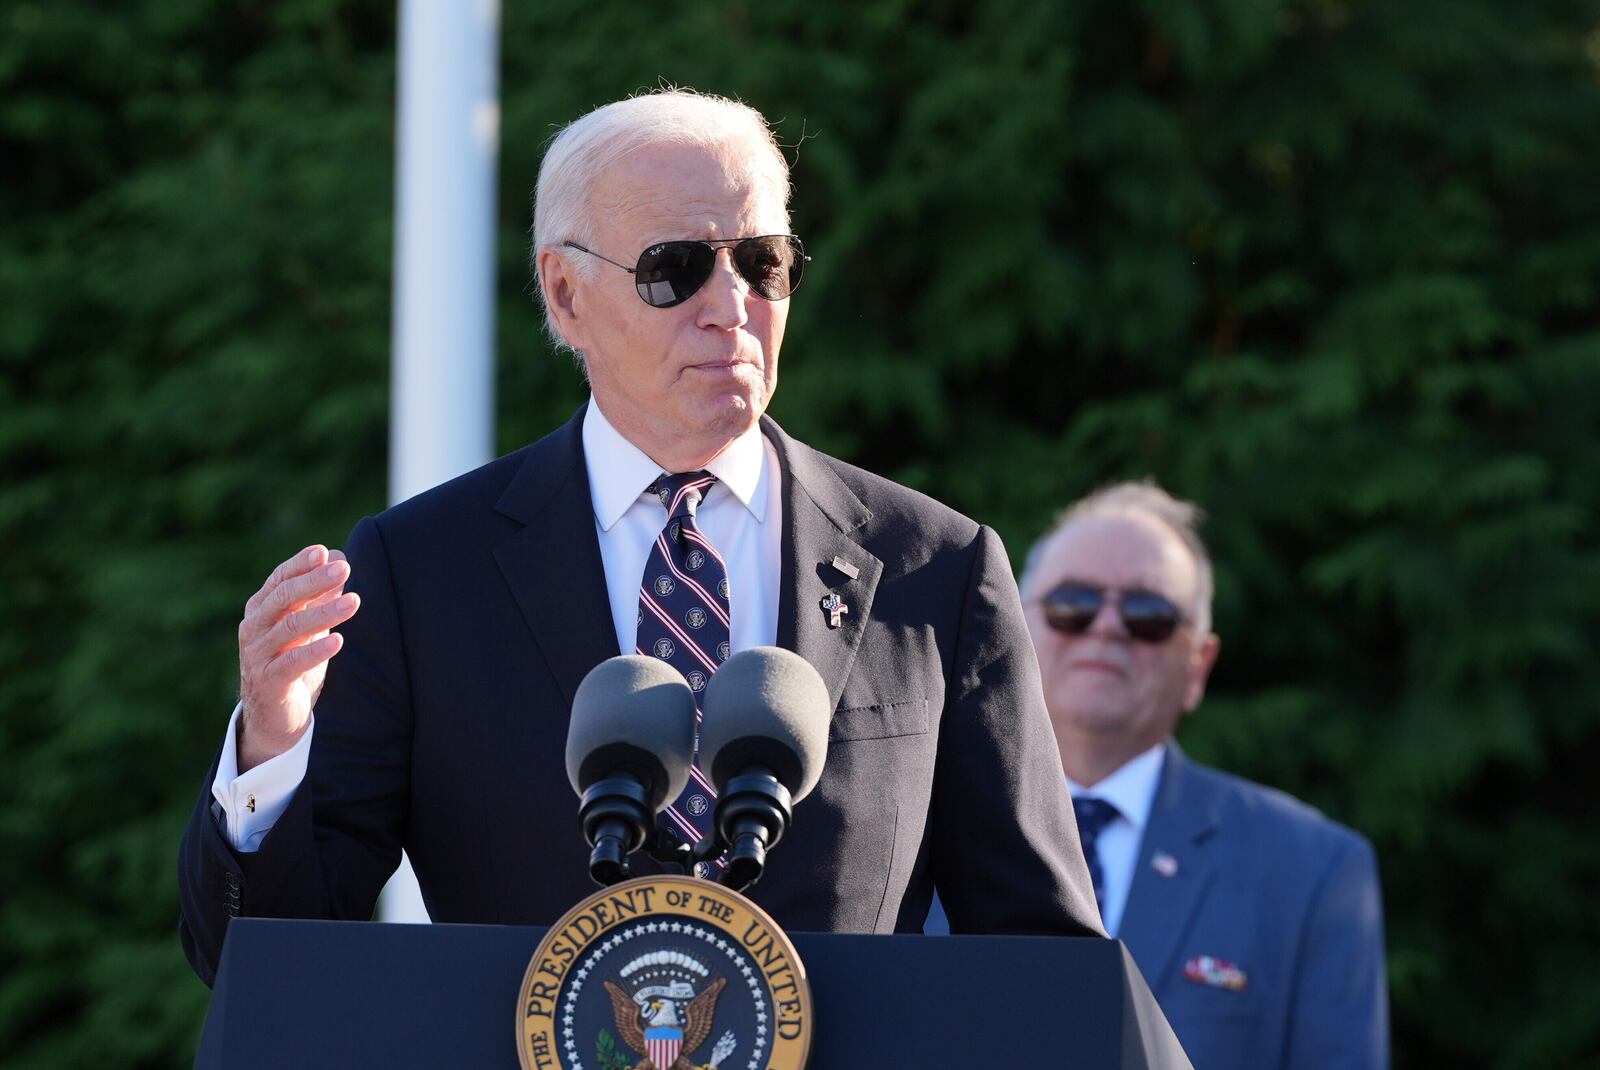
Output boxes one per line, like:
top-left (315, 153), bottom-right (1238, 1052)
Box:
top-left (645, 1028), bottom-right (682, 1068)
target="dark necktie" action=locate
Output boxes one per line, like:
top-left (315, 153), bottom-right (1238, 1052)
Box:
top-left (1072, 795), bottom-right (1120, 916)
top-left (635, 471), bottom-right (732, 875)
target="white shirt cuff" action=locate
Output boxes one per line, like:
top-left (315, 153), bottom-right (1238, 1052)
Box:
top-left (210, 702), bottom-right (314, 852)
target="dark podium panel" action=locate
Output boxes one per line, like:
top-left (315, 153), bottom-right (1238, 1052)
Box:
top-left (196, 918), bottom-right (1191, 1069)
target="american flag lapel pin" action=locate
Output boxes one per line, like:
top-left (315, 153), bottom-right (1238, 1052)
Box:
top-left (829, 554), bottom-right (861, 581)
top-left (1151, 850), bottom-right (1179, 878)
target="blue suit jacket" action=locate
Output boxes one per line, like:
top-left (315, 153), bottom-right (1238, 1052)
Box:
top-left (925, 741), bottom-right (1389, 1069)
top-left (1118, 742), bottom-right (1388, 1069)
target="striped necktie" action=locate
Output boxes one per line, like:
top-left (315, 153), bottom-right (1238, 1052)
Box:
top-left (635, 471), bottom-right (732, 876)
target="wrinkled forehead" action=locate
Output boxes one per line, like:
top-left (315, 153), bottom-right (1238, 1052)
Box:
top-left (1029, 512), bottom-right (1200, 605)
top-left (591, 137), bottom-right (789, 246)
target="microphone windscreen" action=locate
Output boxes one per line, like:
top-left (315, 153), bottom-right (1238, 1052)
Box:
top-left (566, 655), bottom-right (697, 811)
top-left (699, 647), bottom-right (831, 802)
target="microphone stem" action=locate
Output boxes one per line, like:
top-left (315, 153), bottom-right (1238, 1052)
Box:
top-left (578, 776), bottom-right (653, 887)
top-left (715, 770), bottom-right (792, 893)
top-left (589, 817), bottom-right (632, 886)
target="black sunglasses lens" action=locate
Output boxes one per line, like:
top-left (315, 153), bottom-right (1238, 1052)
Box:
top-left (634, 241), bottom-right (716, 308)
top-left (731, 236), bottom-right (805, 300)
top-left (1042, 585), bottom-right (1103, 634)
top-left (634, 237), bottom-right (804, 307)
top-left (1119, 591), bottom-right (1182, 642)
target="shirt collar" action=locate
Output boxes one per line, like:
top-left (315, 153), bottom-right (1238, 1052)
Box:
top-left (1067, 742), bottom-right (1166, 833)
top-left (582, 399), bottom-right (768, 531)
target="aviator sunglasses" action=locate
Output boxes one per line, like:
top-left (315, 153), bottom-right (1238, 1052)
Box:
top-left (1040, 583), bottom-right (1186, 643)
top-left (563, 235), bottom-right (810, 309)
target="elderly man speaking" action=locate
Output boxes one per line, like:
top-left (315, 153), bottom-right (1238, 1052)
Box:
top-left (177, 89), bottom-right (1103, 985)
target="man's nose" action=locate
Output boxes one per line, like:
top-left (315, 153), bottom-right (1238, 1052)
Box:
top-left (694, 247), bottom-right (750, 330)
top-left (1084, 596), bottom-right (1128, 639)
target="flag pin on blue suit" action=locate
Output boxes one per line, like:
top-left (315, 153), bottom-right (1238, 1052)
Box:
top-left (1151, 850), bottom-right (1179, 877)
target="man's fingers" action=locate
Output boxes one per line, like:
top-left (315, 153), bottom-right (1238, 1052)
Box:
top-left (261, 592), bottom-right (361, 656)
top-left (246, 545), bottom-right (328, 614)
top-left (304, 549), bottom-right (350, 610)
top-left (269, 558), bottom-right (349, 615)
top-left (304, 581), bottom-right (345, 612)
top-left (241, 558), bottom-right (351, 643)
top-left (263, 631), bottom-right (345, 683)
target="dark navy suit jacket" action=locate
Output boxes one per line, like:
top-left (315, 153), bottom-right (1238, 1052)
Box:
top-left (178, 406), bottom-right (1104, 985)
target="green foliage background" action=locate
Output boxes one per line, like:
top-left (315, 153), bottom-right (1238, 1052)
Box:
top-left (4, 1), bottom-right (1599, 1065)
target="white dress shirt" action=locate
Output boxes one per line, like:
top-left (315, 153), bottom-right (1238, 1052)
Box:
top-left (212, 399), bottom-right (784, 850)
top-left (1066, 742), bottom-right (1166, 937)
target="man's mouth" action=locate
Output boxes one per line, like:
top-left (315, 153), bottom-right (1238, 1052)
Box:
top-left (686, 357), bottom-right (757, 372)
top-left (1068, 658), bottom-right (1127, 676)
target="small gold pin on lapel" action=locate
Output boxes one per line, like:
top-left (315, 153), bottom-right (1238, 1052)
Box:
top-left (830, 555), bottom-right (861, 581)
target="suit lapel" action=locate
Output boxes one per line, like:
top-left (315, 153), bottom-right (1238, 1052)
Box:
top-left (762, 417), bottom-right (883, 709)
top-left (1118, 741), bottom-right (1222, 986)
top-left (492, 404), bottom-right (621, 712)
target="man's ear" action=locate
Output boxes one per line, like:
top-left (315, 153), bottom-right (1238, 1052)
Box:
top-left (1182, 633), bottom-right (1221, 712)
top-left (537, 247), bottom-right (589, 351)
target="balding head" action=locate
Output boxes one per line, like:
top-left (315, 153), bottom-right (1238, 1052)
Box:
top-left (1023, 480), bottom-right (1221, 786)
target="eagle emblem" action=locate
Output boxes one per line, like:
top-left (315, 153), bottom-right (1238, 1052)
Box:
top-left (516, 875), bottom-right (810, 1070)
top-left (603, 951), bottom-right (729, 1070)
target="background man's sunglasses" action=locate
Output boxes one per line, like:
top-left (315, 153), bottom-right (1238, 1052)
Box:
top-left (563, 235), bottom-right (810, 309)
top-left (1040, 583), bottom-right (1185, 643)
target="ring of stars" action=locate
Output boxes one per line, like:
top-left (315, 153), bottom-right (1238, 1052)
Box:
top-left (559, 917), bottom-right (772, 1070)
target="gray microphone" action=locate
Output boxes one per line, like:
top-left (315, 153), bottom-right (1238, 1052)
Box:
top-left (698, 647), bottom-right (831, 891)
top-left (566, 655), bottom-right (697, 886)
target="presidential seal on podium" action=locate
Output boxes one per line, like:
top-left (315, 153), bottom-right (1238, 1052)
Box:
top-left (518, 876), bottom-right (812, 1070)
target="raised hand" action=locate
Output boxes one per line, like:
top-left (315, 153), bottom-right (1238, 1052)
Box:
top-left (236, 545), bottom-right (361, 772)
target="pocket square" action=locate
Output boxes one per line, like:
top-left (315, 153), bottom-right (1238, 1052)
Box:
top-left (1182, 955), bottom-right (1248, 992)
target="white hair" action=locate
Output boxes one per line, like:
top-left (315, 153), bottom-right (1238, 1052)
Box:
top-left (1022, 480), bottom-right (1215, 635)
top-left (530, 88), bottom-right (792, 356)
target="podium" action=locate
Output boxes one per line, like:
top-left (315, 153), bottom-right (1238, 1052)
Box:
top-left (196, 918), bottom-right (1191, 1068)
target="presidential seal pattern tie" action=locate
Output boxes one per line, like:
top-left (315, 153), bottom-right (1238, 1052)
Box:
top-left (636, 471), bottom-right (732, 876)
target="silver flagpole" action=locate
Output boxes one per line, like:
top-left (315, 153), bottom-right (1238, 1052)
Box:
top-left (380, 0), bottom-right (501, 924)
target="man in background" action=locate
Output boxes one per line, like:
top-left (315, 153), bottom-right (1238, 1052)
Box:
top-left (932, 480), bottom-right (1389, 1068)
top-left (1028, 480), bottom-right (1388, 1068)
